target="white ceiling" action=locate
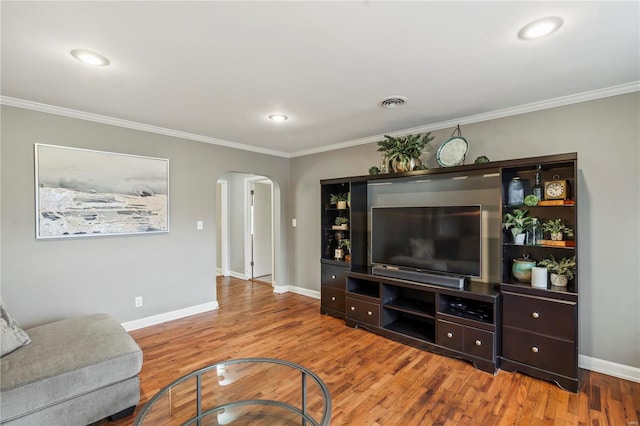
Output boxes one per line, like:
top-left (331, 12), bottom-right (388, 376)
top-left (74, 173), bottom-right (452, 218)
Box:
top-left (2, 1), bottom-right (638, 158)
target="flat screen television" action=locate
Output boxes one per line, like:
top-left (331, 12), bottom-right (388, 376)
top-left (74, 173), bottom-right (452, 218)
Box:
top-left (371, 205), bottom-right (482, 278)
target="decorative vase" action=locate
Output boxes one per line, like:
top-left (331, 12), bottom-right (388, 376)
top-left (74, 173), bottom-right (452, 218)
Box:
top-left (550, 232), bottom-right (563, 241)
top-left (550, 273), bottom-right (568, 287)
top-left (380, 154), bottom-right (389, 174)
top-left (508, 177), bottom-right (524, 206)
top-left (514, 233), bottom-right (526, 245)
top-left (334, 248), bottom-right (343, 261)
top-left (512, 257), bottom-right (536, 282)
top-left (393, 157), bottom-right (421, 173)
top-left (337, 201), bottom-right (347, 210)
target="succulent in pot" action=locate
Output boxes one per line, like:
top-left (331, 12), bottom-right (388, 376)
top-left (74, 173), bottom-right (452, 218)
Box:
top-left (537, 255), bottom-right (576, 287)
top-left (541, 219), bottom-right (574, 241)
top-left (334, 216), bottom-right (349, 230)
top-left (330, 193), bottom-right (349, 209)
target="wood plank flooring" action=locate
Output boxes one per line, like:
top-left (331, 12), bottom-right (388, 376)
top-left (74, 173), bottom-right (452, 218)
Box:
top-left (108, 277), bottom-right (640, 425)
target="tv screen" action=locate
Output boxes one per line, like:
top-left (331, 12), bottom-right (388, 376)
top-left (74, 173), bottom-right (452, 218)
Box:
top-left (371, 205), bottom-right (481, 277)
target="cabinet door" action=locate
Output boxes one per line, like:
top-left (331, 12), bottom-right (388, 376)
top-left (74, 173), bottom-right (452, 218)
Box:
top-left (321, 287), bottom-right (345, 313)
top-left (463, 327), bottom-right (494, 361)
top-left (321, 264), bottom-right (348, 290)
top-left (502, 327), bottom-right (576, 377)
top-left (503, 292), bottom-right (576, 341)
top-left (437, 320), bottom-right (463, 352)
top-left (346, 298), bottom-right (380, 326)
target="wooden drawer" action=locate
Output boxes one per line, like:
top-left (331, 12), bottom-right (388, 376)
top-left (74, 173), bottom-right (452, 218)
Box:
top-left (463, 327), bottom-right (494, 361)
top-left (321, 287), bottom-right (345, 313)
top-left (437, 320), bottom-right (463, 352)
top-left (502, 327), bottom-right (576, 378)
top-left (346, 297), bottom-right (380, 326)
top-left (321, 264), bottom-right (348, 290)
top-left (503, 292), bottom-right (576, 341)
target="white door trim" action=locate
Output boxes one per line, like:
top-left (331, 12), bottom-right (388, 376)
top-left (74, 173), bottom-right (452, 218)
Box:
top-left (217, 179), bottom-right (230, 276)
top-left (243, 176), bottom-right (274, 284)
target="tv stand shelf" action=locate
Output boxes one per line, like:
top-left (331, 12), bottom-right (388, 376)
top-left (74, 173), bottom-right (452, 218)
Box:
top-left (320, 152), bottom-right (579, 391)
top-left (345, 271), bottom-right (501, 374)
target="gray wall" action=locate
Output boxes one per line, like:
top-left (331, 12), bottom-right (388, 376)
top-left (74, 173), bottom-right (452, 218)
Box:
top-left (290, 93), bottom-right (640, 368)
top-left (1, 106), bottom-right (290, 327)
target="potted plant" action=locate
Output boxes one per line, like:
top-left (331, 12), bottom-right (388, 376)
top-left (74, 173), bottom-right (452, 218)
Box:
top-left (376, 132), bottom-right (435, 173)
top-left (503, 209), bottom-right (536, 245)
top-left (541, 219), bottom-right (574, 241)
top-left (330, 193), bottom-right (349, 209)
top-left (333, 216), bottom-right (349, 230)
top-left (340, 239), bottom-right (351, 262)
top-left (537, 255), bottom-right (576, 287)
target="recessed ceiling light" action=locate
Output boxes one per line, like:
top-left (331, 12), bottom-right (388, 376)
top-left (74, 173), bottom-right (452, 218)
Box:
top-left (381, 96), bottom-right (408, 109)
top-left (518, 17), bottom-right (563, 40)
top-left (70, 49), bottom-right (110, 66)
top-left (268, 114), bottom-right (288, 122)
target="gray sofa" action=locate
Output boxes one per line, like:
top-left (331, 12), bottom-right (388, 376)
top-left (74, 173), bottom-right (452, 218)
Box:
top-left (1, 313), bottom-right (143, 425)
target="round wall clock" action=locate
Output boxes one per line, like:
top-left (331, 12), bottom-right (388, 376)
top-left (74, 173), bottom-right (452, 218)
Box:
top-left (437, 136), bottom-right (468, 167)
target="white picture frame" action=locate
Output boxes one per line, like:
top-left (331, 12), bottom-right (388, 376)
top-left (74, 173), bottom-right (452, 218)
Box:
top-left (35, 144), bottom-right (169, 239)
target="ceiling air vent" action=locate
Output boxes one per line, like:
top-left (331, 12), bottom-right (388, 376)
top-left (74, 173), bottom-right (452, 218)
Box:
top-left (381, 96), bottom-right (408, 109)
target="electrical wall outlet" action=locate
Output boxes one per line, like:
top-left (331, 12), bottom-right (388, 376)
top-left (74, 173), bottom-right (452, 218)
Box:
top-left (135, 296), bottom-right (143, 307)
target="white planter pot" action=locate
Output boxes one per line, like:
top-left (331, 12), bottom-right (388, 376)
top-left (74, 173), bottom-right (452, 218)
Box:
top-left (550, 232), bottom-right (563, 241)
top-left (550, 273), bottom-right (568, 287)
top-left (514, 233), bottom-right (526, 245)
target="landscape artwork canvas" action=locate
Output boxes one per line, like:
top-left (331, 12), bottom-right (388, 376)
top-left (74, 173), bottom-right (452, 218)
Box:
top-left (35, 144), bottom-right (169, 239)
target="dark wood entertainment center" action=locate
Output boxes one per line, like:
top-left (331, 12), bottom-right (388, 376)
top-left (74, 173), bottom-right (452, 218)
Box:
top-left (320, 152), bottom-right (579, 392)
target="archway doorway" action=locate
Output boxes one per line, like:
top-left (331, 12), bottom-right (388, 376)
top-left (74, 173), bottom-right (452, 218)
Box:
top-left (216, 172), bottom-right (274, 286)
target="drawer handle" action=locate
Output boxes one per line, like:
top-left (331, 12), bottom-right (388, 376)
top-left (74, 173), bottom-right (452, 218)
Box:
top-left (332, 275), bottom-right (336, 279)
top-left (367, 311), bottom-right (373, 316)
top-left (350, 306), bottom-right (356, 311)
top-left (447, 332), bottom-right (453, 338)
top-left (531, 312), bottom-right (540, 319)
top-left (331, 296), bottom-right (336, 301)
top-left (475, 340), bottom-right (482, 346)
top-left (531, 346), bottom-right (539, 353)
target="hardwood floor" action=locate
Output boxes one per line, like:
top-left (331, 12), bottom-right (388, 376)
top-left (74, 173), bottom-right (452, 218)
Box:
top-left (109, 277), bottom-right (640, 425)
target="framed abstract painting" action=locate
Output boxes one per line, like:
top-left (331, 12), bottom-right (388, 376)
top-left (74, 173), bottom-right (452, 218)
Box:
top-left (35, 144), bottom-right (169, 239)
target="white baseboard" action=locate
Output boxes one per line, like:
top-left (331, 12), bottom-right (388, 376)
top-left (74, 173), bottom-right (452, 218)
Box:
top-left (579, 354), bottom-right (640, 383)
top-left (273, 285), bottom-right (289, 294)
top-left (229, 271), bottom-right (245, 280)
top-left (121, 301), bottom-right (219, 331)
top-left (275, 285), bottom-right (320, 299)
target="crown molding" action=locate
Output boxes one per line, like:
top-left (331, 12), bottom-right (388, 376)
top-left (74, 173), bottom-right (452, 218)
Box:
top-left (3, 80), bottom-right (637, 159)
top-left (0, 97), bottom-right (291, 158)
top-left (289, 81), bottom-right (640, 158)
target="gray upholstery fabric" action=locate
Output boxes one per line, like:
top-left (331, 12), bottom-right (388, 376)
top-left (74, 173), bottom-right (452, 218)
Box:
top-left (0, 302), bottom-right (31, 357)
top-left (0, 313), bottom-right (142, 424)
top-left (1, 376), bottom-right (140, 426)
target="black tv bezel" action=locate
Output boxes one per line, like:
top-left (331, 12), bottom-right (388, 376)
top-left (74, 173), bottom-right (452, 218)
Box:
top-left (370, 204), bottom-right (483, 279)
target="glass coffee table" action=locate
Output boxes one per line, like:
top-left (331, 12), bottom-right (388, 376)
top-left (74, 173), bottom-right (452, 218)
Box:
top-left (134, 358), bottom-right (331, 426)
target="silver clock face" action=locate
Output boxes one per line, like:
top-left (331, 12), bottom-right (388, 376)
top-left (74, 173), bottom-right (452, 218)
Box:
top-left (546, 182), bottom-right (565, 197)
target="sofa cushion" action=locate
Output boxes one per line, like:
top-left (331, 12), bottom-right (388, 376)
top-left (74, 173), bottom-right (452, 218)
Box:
top-left (0, 313), bottom-right (142, 423)
top-left (0, 302), bottom-right (31, 357)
